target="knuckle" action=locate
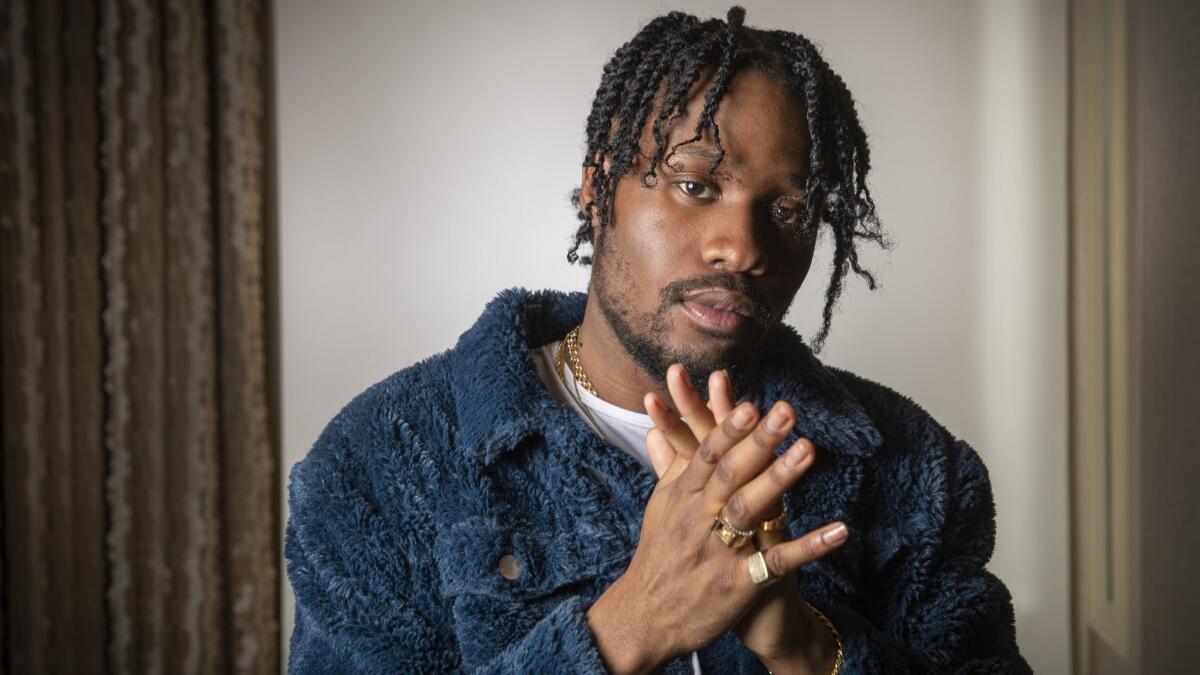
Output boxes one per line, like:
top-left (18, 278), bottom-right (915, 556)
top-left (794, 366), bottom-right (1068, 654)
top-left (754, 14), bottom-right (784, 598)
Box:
top-left (764, 547), bottom-right (790, 578)
top-left (752, 424), bottom-right (776, 448)
top-left (769, 459), bottom-right (792, 486)
top-left (801, 534), bottom-right (823, 560)
top-left (721, 414), bottom-right (750, 437)
top-left (714, 456), bottom-right (740, 485)
top-left (724, 492), bottom-right (749, 523)
top-left (698, 437), bottom-right (721, 464)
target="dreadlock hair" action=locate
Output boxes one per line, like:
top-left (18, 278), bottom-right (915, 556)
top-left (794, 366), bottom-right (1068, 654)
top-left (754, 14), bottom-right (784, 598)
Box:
top-left (567, 6), bottom-right (890, 353)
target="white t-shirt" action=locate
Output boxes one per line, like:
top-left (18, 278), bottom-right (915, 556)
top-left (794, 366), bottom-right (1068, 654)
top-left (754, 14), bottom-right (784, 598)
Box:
top-left (532, 341), bottom-right (658, 470)
top-left (531, 341), bottom-right (704, 675)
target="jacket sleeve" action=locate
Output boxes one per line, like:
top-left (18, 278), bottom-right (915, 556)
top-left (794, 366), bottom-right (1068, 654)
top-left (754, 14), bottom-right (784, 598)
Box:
top-left (814, 438), bottom-right (1031, 674)
top-left (284, 401), bottom-right (611, 674)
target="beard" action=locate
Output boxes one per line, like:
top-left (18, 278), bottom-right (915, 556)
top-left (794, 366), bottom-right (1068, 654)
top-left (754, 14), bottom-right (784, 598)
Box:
top-left (588, 229), bottom-right (788, 400)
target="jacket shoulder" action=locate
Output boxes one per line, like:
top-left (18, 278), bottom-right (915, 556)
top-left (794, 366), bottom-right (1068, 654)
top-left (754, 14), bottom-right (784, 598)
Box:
top-left (827, 366), bottom-right (998, 554)
top-left (286, 345), bottom-right (463, 562)
top-left (300, 349), bottom-right (454, 464)
top-left (826, 366), bottom-right (960, 455)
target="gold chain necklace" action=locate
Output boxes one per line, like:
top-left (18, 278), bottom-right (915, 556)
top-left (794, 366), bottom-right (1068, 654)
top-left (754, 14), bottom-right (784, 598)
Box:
top-left (554, 326), bottom-right (598, 396)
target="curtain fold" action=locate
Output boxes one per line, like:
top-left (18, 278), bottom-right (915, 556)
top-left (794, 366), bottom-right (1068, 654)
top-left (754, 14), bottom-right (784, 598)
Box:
top-left (1, 0), bottom-right (279, 673)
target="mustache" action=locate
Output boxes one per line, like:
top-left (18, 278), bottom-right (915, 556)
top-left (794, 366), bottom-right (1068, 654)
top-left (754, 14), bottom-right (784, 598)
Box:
top-left (657, 274), bottom-right (783, 329)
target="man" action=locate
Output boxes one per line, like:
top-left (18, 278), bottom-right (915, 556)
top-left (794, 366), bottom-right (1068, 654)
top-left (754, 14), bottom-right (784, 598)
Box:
top-left (285, 7), bottom-right (1030, 674)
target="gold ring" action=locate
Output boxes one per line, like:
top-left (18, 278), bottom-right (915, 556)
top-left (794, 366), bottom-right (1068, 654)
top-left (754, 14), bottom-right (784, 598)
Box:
top-left (747, 550), bottom-right (779, 587)
top-left (758, 502), bottom-right (789, 533)
top-left (711, 510), bottom-right (755, 548)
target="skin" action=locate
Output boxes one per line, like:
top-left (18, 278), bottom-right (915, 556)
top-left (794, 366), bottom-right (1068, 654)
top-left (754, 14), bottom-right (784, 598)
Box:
top-left (577, 69), bottom-right (846, 674)
top-left (642, 367), bottom-right (845, 674)
top-left (577, 67), bottom-right (817, 411)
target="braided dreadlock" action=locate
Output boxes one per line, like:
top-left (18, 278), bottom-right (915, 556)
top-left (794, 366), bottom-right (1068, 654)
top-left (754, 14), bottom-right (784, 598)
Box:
top-left (568, 6), bottom-right (890, 352)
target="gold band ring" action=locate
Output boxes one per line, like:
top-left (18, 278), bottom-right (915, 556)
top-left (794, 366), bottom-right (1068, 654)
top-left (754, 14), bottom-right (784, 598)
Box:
top-left (711, 510), bottom-right (755, 548)
top-left (758, 502), bottom-right (789, 533)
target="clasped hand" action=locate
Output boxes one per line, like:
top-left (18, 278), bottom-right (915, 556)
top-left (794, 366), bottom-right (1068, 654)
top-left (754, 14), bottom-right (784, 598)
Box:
top-left (586, 364), bottom-right (845, 675)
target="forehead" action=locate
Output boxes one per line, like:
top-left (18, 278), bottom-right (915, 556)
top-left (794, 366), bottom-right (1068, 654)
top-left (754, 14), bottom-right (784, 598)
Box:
top-left (645, 68), bottom-right (810, 171)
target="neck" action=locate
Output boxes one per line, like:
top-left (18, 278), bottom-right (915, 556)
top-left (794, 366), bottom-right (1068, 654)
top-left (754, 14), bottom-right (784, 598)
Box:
top-left (574, 296), bottom-right (669, 414)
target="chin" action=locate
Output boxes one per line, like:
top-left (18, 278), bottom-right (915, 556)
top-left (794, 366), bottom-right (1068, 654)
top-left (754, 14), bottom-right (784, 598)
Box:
top-left (662, 331), bottom-right (753, 375)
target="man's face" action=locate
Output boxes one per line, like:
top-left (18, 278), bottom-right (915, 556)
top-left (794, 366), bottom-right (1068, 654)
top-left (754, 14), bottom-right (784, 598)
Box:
top-left (584, 68), bottom-right (818, 394)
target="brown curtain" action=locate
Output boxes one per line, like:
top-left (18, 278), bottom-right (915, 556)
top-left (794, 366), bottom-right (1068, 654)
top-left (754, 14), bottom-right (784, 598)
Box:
top-left (0, 0), bottom-right (279, 673)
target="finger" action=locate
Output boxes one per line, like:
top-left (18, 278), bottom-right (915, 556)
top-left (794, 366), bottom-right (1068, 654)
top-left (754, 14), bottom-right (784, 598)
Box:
top-left (666, 364), bottom-right (717, 441)
top-left (754, 521), bottom-right (850, 582)
top-left (753, 498), bottom-right (791, 551)
top-left (675, 401), bottom-right (759, 493)
top-left (643, 392), bottom-right (699, 459)
top-left (646, 427), bottom-right (677, 480)
top-left (718, 437), bottom-right (814, 532)
top-left (754, 523), bottom-right (789, 552)
top-left (705, 370), bottom-right (736, 422)
top-left (704, 401), bottom-right (796, 507)
top-left (644, 393), bottom-right (695, 482)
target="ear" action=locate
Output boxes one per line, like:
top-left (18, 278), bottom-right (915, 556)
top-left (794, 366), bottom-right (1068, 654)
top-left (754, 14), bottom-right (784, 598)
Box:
top-left (579, 165), bottom-right (597, 214)
top-left (579, 164), bottom-right (605, 243)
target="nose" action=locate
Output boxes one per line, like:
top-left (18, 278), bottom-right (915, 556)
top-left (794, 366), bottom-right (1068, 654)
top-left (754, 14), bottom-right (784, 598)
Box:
top-left (700, 200), bottom-right (769, 275)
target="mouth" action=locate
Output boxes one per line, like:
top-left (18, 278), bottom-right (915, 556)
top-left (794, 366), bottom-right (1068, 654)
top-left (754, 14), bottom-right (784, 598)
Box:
top-left (678, 288), bottom-right (757, 336)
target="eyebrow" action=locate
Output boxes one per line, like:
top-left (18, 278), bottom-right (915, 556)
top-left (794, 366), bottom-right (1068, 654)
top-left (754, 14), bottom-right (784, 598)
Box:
top-left (669, 144), bottom-right (724, 164)
top-left (783, 173), bottom-right (808, 191)
top-left (667, 144), bottom-right (808, 191)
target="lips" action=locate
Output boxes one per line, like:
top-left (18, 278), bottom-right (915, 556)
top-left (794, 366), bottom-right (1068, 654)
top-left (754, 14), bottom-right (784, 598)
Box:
top-left (679, 288), bottom-right (756, 335)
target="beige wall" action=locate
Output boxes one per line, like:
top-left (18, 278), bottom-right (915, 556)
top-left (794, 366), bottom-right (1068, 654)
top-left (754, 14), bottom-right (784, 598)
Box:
top-left (274, 1), bottom-right (1070, 671)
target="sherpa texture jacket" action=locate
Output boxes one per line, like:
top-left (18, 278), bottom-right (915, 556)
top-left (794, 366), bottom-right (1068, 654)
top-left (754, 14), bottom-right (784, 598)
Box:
top-left (285, 288), bottom-right (1031, 674)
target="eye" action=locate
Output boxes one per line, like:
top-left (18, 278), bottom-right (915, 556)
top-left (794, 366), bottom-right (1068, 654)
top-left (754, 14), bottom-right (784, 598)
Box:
top-left (770, 196), bottom-right (805, 227)
top-left (771, 203), bottom-right (799, 225)
top-left (676, 179), bottom-right (717, 201)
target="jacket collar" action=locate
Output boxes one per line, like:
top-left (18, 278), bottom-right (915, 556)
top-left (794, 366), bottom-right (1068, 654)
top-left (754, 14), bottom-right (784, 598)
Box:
top-left (449, 287), bottom-right (882, 465)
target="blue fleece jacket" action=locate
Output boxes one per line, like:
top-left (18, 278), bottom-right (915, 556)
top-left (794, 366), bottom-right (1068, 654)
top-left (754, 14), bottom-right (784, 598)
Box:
top-left (284, 288), bottom-right (1030, 674)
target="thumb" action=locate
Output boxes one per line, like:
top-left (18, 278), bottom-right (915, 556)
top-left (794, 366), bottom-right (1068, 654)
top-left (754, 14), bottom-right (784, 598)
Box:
top-left (646, 427), bottom-right (677, 479)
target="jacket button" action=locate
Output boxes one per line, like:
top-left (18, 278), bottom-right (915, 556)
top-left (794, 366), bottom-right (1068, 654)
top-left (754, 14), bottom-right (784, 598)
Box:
top-left (498, 554), bottom-right (522, 581)
top-left (589, 467), bottom-right (608, 484)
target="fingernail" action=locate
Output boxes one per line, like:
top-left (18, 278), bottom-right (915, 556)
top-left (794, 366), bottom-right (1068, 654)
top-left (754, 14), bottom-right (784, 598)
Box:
top-left (821, 524), bottom-right (848, 545)
top-left (732, 406), bottom-right (753, 429)
top-left (783, 441), bottom-right (808, 468)
top-left (765, 405), bottom-right (791, 433)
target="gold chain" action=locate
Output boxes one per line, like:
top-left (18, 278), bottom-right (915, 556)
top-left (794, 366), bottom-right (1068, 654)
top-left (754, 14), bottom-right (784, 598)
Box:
top-left (804, 601), bottom-right (845, 675)
top-left (555, 326), bottom-right (598, 396)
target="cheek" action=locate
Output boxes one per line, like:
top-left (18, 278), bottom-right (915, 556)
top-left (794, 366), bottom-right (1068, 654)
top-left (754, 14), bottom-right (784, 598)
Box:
top-left (792, 240), bottom-right (817, 279)
top-left (766, 236), bottom-right (817, 301)
top-left (612, 189), bottom-right (689, 280)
